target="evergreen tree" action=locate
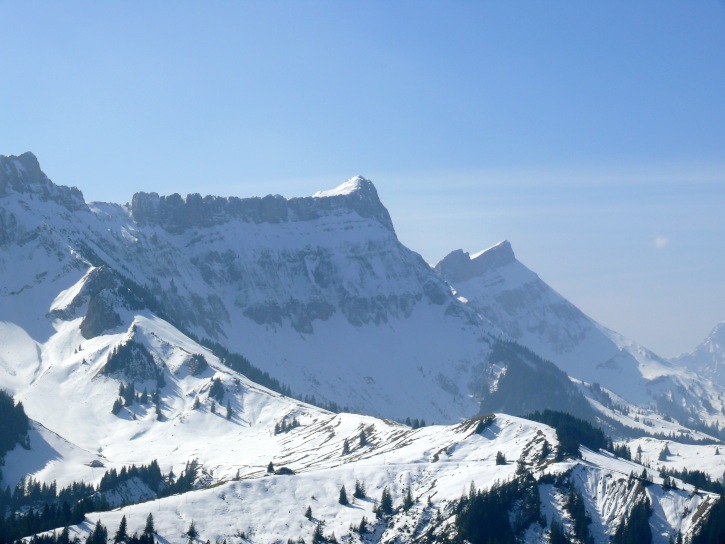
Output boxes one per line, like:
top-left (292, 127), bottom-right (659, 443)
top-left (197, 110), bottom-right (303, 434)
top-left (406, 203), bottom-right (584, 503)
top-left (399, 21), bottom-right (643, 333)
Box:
top-left (403, 487), bottom-right (414, 511)
top-left (613, 497), bottom-right (652, 544)
top-left (225, 400), bottom-right (232, 420)
top-left (192, 397), bottom-right (200, 410)
top-left (339, 485), bottom-right (348, 505)
top-left (357, 516), bottom-right (368, 535)
top-left (210, 401), bottom-right (216, 414)
top-left (267, 461), bottom-right (274, 474)
top-left (114, 515), bottom-right (128, 544)
top-left (88, 521), bottom-right (108, 544)
top-left (377, 487), bottom-right (393, 517)
top-left (312, 522), bottom-right (324, 544)
top-left (359, 429), bottom-right (367, 447)
top-left (342, 439), bottom-right (350, 455)
top-left (186, 521), bottom-right (198, 543)
top-left (495, 451), bottom-right (506, 465)
top-left (112, 398), bottom-right (123, 415)
top-left (123, 384), bottom-right (136, 407)
top-left (541, 440), bottom-right (551, 460)
top-left (549, 519), bottom-right (570, 544)
top-left (304, 505), bottom-right (312, 520)
top-left (353, 480), bottom-right (366, 499)
top-left (144, 514), bottom-right (155, 535)
top-left (59, 526), bottom-right (71, 544)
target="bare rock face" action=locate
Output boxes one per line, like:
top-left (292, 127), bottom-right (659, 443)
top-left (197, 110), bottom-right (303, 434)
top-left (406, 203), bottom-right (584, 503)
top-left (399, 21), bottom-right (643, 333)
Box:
top-left (0, 152), bottom-right (87, 212)
top-left (130, 177), bottom-right (394, 234)
top-left (80, 290), bottom-right (123, 339)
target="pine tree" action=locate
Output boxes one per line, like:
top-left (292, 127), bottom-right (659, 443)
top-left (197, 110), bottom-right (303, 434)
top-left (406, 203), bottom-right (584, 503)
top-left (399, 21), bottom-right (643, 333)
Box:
top-left (359, 429), bottom-right (367, 447)
top-left (541, 440), bottom-right (551, 460)
top-left (210, 401), bottom-right (216, 414)
top-left (144, 513), bottom-right (155, 535)
top-left (124, 383), bottom-right (136, 406)
top-left (342, 439), bottom-right (350, 455)
top-left (305, 505), bottom-right (312, 520)
top-left (267, 461), bottom-right (274, 474)
top-left (186, 521), bottom-right (198, 543)
top-left (226, 400), bottom-right (232, 420)
top-left (357, 516), bottom-right (368, 535)
top-left (403, 487), bottom-right (414, 511)
top-left (115, 515), bottom-right (128, 543)
top-left (112, 398), bottom-right (123, 415)
top-left (496, 451), bottom-right (506, 465)
top-left (339, 485), bottom-right (349, 505)
top-left (88, 520), bottom-right (108, 544)
top-left (378, 486), bottom-right (393, 517)
top-left (354, 480), bottom-right (366, 499)
top-left (549, 519), bottom-right (569, 544)
top-left (192, 397), bottom-right (200, 410)
top-left (312, 521), bottom-right (324, 544)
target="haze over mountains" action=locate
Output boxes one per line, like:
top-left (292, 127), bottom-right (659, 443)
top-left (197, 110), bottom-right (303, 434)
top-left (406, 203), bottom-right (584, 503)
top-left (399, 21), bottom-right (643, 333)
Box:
top-left (1, 152), bottom-right (724, 544)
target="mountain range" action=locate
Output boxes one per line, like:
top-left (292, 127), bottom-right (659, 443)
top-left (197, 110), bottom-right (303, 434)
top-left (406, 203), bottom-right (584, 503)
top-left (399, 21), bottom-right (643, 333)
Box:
top-left (1, 151), bottom-right (724, 544)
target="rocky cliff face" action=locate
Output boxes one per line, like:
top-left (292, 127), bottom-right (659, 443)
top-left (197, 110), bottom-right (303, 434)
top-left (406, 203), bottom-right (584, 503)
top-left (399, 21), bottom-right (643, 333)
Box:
top-left (130, 176), bottom-right (395, 233)
top-left (0, 152), bottom-right (86, 211)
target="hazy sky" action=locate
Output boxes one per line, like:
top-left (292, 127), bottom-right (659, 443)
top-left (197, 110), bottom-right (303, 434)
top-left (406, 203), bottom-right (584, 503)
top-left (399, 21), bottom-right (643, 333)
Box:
top-left (2, 2), bottom-right (724, 357)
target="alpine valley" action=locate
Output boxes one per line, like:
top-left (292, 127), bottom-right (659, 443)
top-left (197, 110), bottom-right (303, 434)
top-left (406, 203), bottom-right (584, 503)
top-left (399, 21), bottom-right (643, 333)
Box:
top-left (1, 152), bottom-right (725, 544)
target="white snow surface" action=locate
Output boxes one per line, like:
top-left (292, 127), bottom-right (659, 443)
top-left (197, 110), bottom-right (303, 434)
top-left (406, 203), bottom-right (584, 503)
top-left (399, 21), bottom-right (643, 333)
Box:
top-left (313, 176), bottom-right (369, 198)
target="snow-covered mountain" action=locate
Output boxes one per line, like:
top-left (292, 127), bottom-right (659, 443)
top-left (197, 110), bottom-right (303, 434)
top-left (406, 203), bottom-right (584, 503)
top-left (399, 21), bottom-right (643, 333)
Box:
top-left (672, 323), bottom-right (725, 387)
top-left (0, 152), bottom-right (496, 424)
top-left (435, 242), bottom-right (725, 435)
top-left (2, 152), bottom-right (725, 544)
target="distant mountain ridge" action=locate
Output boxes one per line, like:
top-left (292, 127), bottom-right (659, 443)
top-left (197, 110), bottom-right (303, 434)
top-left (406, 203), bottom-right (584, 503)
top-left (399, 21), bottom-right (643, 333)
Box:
top-left (673, 322), bottom-right (725, 387)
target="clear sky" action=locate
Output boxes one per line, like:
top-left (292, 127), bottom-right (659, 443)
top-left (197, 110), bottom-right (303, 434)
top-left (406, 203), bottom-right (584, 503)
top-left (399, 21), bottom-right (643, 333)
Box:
top-left (1, 1), bottom-right (724, 357)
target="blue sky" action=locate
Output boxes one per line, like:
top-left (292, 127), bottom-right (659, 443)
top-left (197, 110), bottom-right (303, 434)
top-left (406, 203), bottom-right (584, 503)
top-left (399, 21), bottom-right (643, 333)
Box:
top-left (1, 1), bottom-right (724, 356)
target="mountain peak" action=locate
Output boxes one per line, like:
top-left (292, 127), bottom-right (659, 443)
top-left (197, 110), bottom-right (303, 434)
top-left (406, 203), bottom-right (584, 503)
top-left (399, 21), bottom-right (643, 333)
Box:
top-left (312, 175), bottom-right (374, 198)
top-left (0, 151), bottom-right (42, 179)
top-left (710, 322), bottom-right (725, 339)
top-left (0, 152), bottom-right (86, 211)
top-left (435, 240), bottom-right (516, 283)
